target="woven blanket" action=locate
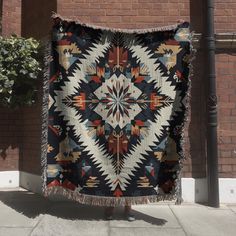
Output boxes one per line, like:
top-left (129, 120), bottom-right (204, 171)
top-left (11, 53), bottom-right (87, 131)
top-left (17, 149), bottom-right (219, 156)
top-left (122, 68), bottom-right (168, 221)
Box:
top-left (42, 15), bottom-right (192, 206)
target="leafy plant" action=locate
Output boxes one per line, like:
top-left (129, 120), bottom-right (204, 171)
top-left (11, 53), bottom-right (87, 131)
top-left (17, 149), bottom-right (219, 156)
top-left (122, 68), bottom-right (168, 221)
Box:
top-left (0, 35), bottom-right (42, 107)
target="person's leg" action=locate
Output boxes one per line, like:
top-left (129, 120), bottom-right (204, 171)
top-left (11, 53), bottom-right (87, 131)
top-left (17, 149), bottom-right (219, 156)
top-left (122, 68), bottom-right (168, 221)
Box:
top-left (124, 205), bottom-right (135, 221)
top-left (104, 206), bottom-right (115, 220)
top-left (124, 205), bottom-right (131, 214)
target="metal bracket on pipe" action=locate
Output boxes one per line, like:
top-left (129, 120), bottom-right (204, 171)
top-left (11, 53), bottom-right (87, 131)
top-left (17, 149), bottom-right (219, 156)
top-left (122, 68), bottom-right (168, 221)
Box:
top-left (192, 33), bottom-right (236, 49)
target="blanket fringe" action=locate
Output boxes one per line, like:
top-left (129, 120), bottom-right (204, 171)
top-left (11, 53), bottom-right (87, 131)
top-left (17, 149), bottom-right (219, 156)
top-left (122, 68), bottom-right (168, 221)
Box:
top-left (44, 186), bottom-right (175, 206)
top-left (174, 31), bottom-right (197, 204)
top-left (52, 12), bottom-right (185, 34)
top-left (40, 39), bottom-right (51, 197)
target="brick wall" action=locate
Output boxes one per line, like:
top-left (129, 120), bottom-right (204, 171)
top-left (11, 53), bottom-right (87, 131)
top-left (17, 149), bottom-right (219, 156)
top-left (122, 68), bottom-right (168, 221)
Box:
top-left (0, 0), bottom-right (235, 179)
top-left (215, 0), bottom-right (236, 178)
top-left (0, 109), bottom-right (20, 171)
top-left (0, 0), bottom-right (20, 171)
top-left (215, 0), bottom-right (236, 33)
top-left (57, 0), bottom-right (190, 29)
top-left (0, 0), bottom-right (57, 175)
top-left (18, 105), bottom-right (42, 175)
top-left (0, 1), bottom-right (21, 173)
top-left (182, 50), bottom-right (207, 178)
top-left (21, 0), bottom-right (57, 39)
top-left (216, 54), bottom-right (236, 178)
top-left (1, 0), bottom-right (21, 36)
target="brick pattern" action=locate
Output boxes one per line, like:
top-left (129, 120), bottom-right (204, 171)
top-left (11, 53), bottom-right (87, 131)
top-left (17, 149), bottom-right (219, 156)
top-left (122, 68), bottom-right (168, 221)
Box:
top-left (181, 51), bottom-right (207, 178)
top-left (215, 0), bottom-right (236, 33)
top-left (0, 109), bottom-right (20, 171)
top-left (0, 0), bottom-right (21, 171)
top-left (0, 104), bottom-right (42, 175)
top-left (21, 0), bottom-right (57, 39)
top-left (57, 0), bottom-right (190, 29)
top-left (1, 0), bottom-right (21, 36)
top-left (216, 54), bottom-right (236, 178)
top-left (18, 105), bottom-right (42, 175)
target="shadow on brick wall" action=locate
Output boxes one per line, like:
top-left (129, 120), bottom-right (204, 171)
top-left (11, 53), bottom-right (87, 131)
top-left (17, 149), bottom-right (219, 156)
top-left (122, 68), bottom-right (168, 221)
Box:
top-left (0, 0), bottom-right (57, 174)
top-left (187, 0), bottom-right (207, 180)
top-left (182, 0), bottom-right (208, 203)
top-left (0, 108), bottom-right (20, 170)
top-left (21, 0), bottom-right (57, 39)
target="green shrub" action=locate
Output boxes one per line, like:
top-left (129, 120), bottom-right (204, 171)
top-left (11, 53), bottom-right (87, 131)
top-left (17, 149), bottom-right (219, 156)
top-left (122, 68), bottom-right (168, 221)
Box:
top-left (0, 35), bottom-right (42, 107)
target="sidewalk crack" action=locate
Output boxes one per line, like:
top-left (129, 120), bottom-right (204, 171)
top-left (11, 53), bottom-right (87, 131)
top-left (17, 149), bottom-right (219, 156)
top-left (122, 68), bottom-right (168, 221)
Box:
top-left (227, 206), bottom-right (236, 216)
top-left (169, 205), bottom-right (188, 236)
top-left (28, 214), bottom-right (45, 236)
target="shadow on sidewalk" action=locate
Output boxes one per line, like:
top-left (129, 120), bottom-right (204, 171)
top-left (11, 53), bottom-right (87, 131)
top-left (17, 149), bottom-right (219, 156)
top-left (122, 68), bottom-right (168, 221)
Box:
top-left (0, 190), bottom-right (167, 226)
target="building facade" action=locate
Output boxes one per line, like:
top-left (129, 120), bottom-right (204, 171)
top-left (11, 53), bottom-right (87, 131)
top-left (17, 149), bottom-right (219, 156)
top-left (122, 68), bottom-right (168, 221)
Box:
top-left (0, 0), bottom-right (235, 203)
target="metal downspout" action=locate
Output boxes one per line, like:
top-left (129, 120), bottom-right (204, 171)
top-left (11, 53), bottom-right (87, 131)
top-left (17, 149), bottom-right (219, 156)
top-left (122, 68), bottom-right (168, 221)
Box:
top-left (205, 0), bottom-right (220, 207)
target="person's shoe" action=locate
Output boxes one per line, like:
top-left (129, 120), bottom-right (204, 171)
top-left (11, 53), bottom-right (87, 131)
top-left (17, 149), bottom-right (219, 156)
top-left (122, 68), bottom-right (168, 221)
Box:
top-left (105, 214), bottom-right (113, 220)
top-left (124, 206), bottom-right (135, 221)
top-left (104, 206), bottom-right (114, 220)
top-left (126, 213), bottom-right (136, 222)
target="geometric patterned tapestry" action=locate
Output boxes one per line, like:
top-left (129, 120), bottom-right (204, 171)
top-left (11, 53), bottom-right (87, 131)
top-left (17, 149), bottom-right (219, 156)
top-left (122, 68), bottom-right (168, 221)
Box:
top-left (41, 14), bottom-right (192, 206)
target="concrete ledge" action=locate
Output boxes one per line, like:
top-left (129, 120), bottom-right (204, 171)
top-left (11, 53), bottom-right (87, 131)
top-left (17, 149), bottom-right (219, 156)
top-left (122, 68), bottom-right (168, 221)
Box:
top-left (19, 171), bottom-right (42, 195)
top-left (181, 178), bottom-right (236, 204)
top-left (181, 178), bottom-right (208, 203)
top-left (219, 178), bottom-right (236, 204)
top-left (0, 171), bottom-right (19, 188)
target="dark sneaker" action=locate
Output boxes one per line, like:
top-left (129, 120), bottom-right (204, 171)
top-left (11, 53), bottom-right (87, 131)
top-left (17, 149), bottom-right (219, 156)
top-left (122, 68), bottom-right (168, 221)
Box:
top-left (126, 213), bottom-right (136, 222)
top-left (105, 214), bottom-right (113, 220)
top-left (124, 205), bottom-right (135, 221)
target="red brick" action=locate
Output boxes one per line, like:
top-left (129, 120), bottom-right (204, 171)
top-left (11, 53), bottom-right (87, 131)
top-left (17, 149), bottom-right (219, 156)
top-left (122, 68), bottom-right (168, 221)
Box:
top-left (2, 0), bottom-right (22, 36)
top-left (221, 165), bottom-right (233, 172)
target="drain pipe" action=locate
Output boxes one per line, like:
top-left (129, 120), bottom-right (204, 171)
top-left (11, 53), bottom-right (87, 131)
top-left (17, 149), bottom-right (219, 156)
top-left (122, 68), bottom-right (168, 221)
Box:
top-left (205, 0), bottom-right (220, 207)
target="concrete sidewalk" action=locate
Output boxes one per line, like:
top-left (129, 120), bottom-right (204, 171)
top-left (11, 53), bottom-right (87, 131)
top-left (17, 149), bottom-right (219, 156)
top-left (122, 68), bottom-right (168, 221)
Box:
top-left (0, 188), bottom-right (236, 236)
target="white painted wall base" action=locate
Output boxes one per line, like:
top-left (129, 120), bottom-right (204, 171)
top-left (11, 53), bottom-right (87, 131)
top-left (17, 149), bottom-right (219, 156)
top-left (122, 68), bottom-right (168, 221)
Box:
top-left (1, 171), bottom-right (236, 203)
top-left (219, 178), bottom-right (236, 204)
top-left (181, 178), bottom-right (208, 203)
top-left (0, 171), bottom-right (19, 188)
top-left (181, 178), bottom-right (236, 204)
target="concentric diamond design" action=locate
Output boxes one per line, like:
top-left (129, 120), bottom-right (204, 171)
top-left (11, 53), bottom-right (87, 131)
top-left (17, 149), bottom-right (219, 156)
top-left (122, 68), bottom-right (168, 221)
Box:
top-left (94, 74), bottom-right (142, 129)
